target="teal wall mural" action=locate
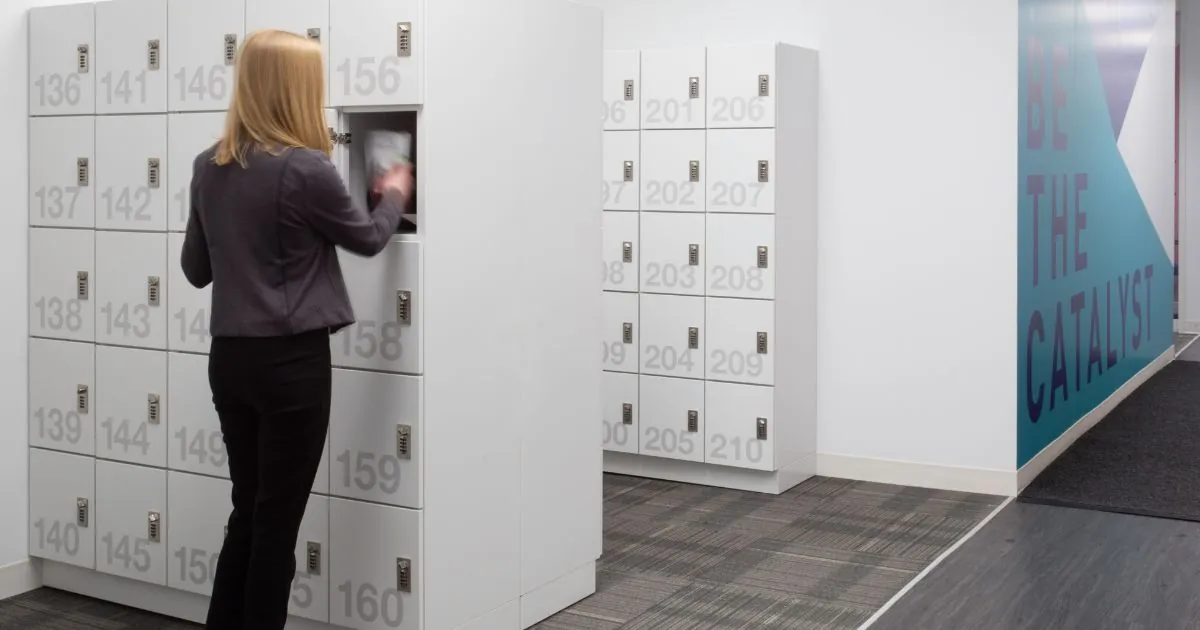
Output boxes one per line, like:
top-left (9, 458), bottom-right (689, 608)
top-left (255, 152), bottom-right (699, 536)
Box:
top-left (1018, 0), bottom-right (1175, 466)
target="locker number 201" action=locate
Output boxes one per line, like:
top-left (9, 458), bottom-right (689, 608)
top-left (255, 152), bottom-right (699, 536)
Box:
top-left (336, 57), bottom-right (404, 97)
top-left (644, 98), bottom-right (699, 125)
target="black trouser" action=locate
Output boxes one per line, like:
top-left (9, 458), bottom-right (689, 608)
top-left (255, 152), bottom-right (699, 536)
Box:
top-left (205, 329), bottom-right (331, 630)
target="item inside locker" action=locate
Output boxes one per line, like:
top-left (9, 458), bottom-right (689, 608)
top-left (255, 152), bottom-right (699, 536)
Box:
top-left (346, 111), bottom-right (418, 234)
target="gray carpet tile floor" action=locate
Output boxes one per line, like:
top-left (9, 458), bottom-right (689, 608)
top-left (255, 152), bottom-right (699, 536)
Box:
top-left (0, 474), bottom-right (1002, 629)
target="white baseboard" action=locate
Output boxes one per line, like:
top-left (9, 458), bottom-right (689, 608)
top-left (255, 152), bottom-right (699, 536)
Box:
top-left (816, 453), bottom-right (1016, 497)
top-left (1016, 346), bottom-right (1175, 490)
top-left (0, 558), bottom-right (42, 600)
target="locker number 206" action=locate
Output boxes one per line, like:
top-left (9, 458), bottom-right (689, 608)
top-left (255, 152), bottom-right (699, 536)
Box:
top-left (710, 97), bottom-right (767, 124)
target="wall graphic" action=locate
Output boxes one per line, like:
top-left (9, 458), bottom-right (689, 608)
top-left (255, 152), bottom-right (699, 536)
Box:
top-left (1018, 0), bottom-right (1176, 466)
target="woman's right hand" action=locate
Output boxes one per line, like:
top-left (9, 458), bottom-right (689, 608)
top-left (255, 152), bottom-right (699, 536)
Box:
top-left (374, 163), bottom-right (414, 201)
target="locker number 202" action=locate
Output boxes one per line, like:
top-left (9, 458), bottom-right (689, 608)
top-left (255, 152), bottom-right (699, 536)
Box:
top-left (336, 57), bottom-right (404, 98)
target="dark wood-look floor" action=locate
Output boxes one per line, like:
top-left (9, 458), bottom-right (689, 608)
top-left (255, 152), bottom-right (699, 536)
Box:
top-left (869, 502), bottom-right (1200, 630)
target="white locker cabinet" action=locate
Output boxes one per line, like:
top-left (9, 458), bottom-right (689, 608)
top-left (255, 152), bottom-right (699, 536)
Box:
top-left (95, 0), bottom-right (169, 114)
top-left (96, 232), bottom-right (168, 350)
top-left (29, 116), bottom-right (96, 229)
top-left (640, 48), bottom-right (706, 130)
top-left (96, 115), bottom-right (169, 231)
top-left (705, 214), bottom-right (776, 301)
top-left (29, 338), bottom-right (95, 456)
top-left (638, 376), bottom-right (704, 464)
top-left (706, 130), bottom-right (776, 214)
top-left (340, 110), bottom-right (418, 229)
top-left (95, 346), bottom-right (169, 467)
top-left (706, 45), bottom-right (778, 129)
top-left (245, 0), bottom-right (331, 106)
top-left (167, 233), bottom-right (213, 354)
top-left (30, 228), bottom-right (95, 343)
top-left (640, 212), bottom-right (704, 297)
top-left (332, 241), bottom-right (422, 375)
top-left (166, 112), bottom-right (225, 232)
top-left (705, 381), bottom-right (775, 472)
top-left (329, 0), bottom-right (422, 107)
top-left (329, 499), bottom-right (422, 630)
top-left (167, 352), bottom-right (229, 479)
top-left (602, 210), bottom-right (638, 292)
top-left (640, 130), bottom-right (705, 213)
top-left (705, 298), bottom-right (775, 387)
top-left (314, 432), bottom-right (331, 496)
top-left (601, 371), bottom-right (638, 455)
top-left (603, 50), bottom-right (640, 131)
top-left (330, 369), bottom-right (421, 508)
top-left (601, 291), bottom-right (638, 374)
top-left (166, 472), bottom-right (232, 596)
top-left (602, 131), bottom-right (640, 212)
top-left (29, 3), bottom-right (95, 116)
top-left (167, 0), bottom-right (244, 113)
top-left (95, 461), bottom-right (168, 586)
top-left (29, 448), bottom-right (96, 569)
top-left (290, 495), bottom-right (330, 623)
top-left (639, 294), bottom-right (704, 381)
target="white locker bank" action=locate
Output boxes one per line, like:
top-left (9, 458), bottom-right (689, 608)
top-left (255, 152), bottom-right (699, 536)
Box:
top-left (24, 0), bottom-right (603, 628)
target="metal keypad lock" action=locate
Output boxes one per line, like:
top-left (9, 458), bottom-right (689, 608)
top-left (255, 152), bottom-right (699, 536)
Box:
top-left (147, 276), bottom-right (161, 307)
top-left (223, 34), bottom-right (238, 66)
top-left (689, 160), bottom-right (700, 182)
top-left (147, 394), bottom-right (161, 424)
top-left (623, 79), bottom-right (635, 101)
top-left (76, 498), bottom-right (89, 527)
top-left (397, 558), bottom-right (413, 592)
top-left (147, 40), bottom-right (161, 71)
top-left (687, 327), bottom-right (699, 350)
top-left (76, 44), bottom-right (90, 74)
top-left (396, 290), bottom-right (412, 324)
top-left (688, 76), bottom-right (700, 99)
top-left (76, 385), bottom-right (89, 414)
top-left (758, 74), bottom-right (770, 97)
top-left (77, 158), bottom-right (89, 187)
top-left (306, 542), bottom-right (322, 575)
top-left (622, 322), bottom-right (633, 344)
top-left (148, 158), bottom-right (161, 189)
top-left (757, 246), bottom-right (770, 269)
top-left (397, 22), bottom-right (413, 57)
top-left (306, 28), bottom-right (321, 42)
top-left (688, 244), bottom-right (700, 266)
top-left (758, 160), bottom-right (770, 183)
top-left (622, 241), bottom-right (633, 264)
top-left (621, 403), bottom-right (633, 425)
top-left (77, 271), bottom-right (89, 300)
top-left (687, 410), bottom-right (699, 433)
top-left (622, 161), bottom-right (634, 182)
top-left (397, 424), bottom-right (412, 458)
top-left (757, 332), bottom-right (769, 355)
top-left (148, 511), bottom-right (161, 542)
top-left (756, 417), bottom-right (769, 440)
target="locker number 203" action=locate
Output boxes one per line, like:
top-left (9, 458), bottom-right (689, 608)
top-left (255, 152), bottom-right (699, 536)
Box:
top-left (336, 57), bottom-right (404, 98)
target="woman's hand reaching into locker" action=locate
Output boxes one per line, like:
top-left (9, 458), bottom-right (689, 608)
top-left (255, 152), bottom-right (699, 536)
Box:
top-left (374, 163), bottom-right (415, 203)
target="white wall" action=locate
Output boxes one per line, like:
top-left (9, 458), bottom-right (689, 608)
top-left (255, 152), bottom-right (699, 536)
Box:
top-left (0, 0), bottom-right (94, 594)
top-left (1182, 1), bottom-right (1200, 334)
top-left (585, 0), bottom-right (1020, 485)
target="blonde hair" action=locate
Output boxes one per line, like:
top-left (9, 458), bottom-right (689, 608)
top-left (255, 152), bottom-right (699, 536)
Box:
top-left (214, 29), bottom-right (332, 167)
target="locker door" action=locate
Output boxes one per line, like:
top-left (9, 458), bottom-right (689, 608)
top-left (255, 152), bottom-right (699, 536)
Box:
top-left (329, 370), bottom-right (422, 509)
top-left (705, 214), bottom-right (776, 300)
top-left (640, 48), bottom-right (705, 130)
top-left (95, 346), bottom-right (168, 467)
top-left (30, 117), bottom-right (96, 229)
top-left (326, 108), bottom-right (342, 178)
top-left (313, 432), bottom-right (331, 496)
top-left (96, 232), bottom-right (168, 350)
top-left (640, 212), bottom-right (704, 297)
top-left (167, 233), bottom-right (213, 354)
top-left (29, 3), bottom-right (95, 116)
top-left (329, 0), bottom-right (422, 107)
top-left (96, 115), bottom-right (169, 231)
top-left (167, 0), bottom-right (244, 112)
top-left (95, 0), bottom-right (168, 114)
top-left (705, 381), bottom-right (775, 472)
top-left (602, 210), bottom-right (638, 292)
top-left (29, 338), bottom-right (95, 456)
top-left (638, 375), bottom-right (703, 463)
top-left (603, 131), bottom-right (640, 212)
top-left (640, 130), bottom-right (705, 213)
top-left (639, 294), bottom-right (704, 381)
top-left (167, 472), bottom-right (232, 596)
top-left (602, 372), bottom-right (637, 455)
top-left (603, 50), bottom-right (640, 131)
top-left (706, 130), bottom-right (776, 214)
top-left (167, 113), bottom-right (225, 232)
top-left (332, 241), bottom-right (421, 375)
top-left (290, 495), bottom-right (330, 623)
top-left (30, 228), bottom-right (95, 343)
top-left (705, 298), bottom-right (775, 387)
top-left (29, 449), bottom-right (96, 569)
top-left (96, 461), bottom-right (167, 585)
top-left (706, 45), bottom-right (777, 129)
top-left (602, 292), bottom-right (638, 374)
top-left (329, 499), bottom-right (422, 630)
top-left (167, 353), bottom-right (228, 479)
top-left (246, 0), bottom-right (331, 105)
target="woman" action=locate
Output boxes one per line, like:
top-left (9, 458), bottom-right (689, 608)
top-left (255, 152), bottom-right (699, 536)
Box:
top-left (180, 29), bottom-right (413, 629)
